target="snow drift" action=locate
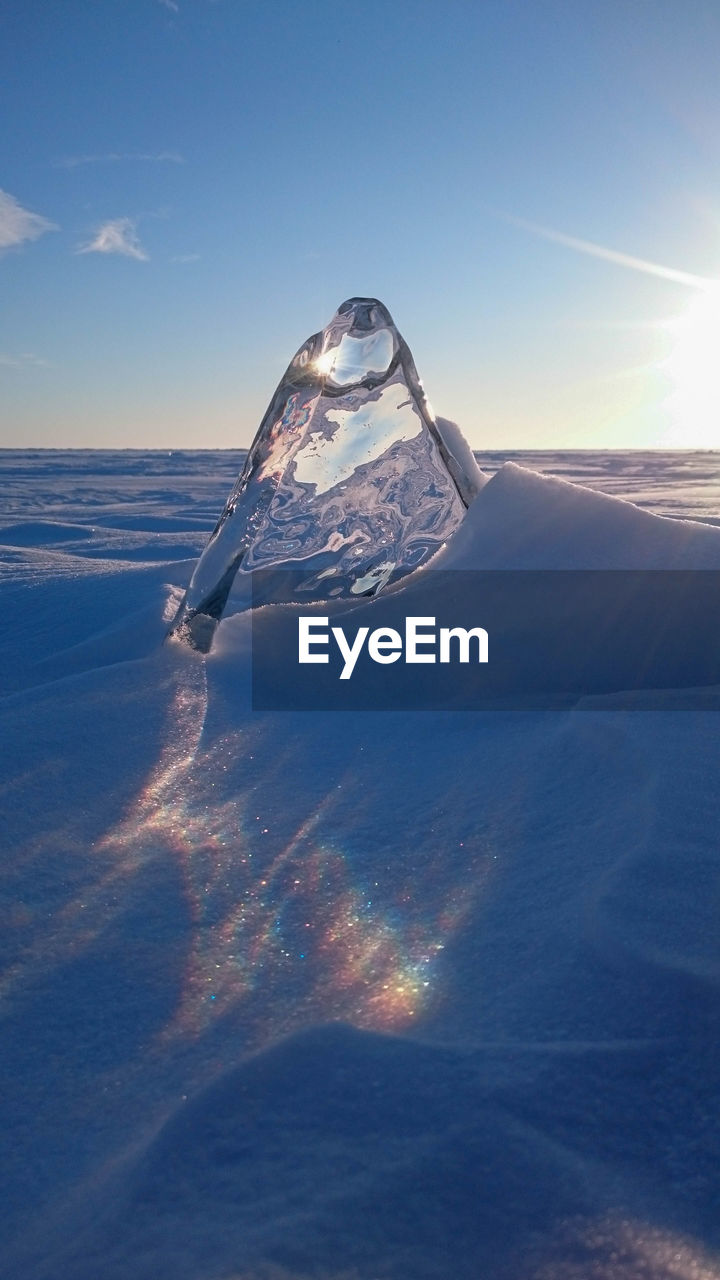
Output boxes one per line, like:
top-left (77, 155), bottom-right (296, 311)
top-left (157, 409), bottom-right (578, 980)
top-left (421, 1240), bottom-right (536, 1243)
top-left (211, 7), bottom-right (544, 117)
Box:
top-left (1, 444), bottom-right (720, 1280)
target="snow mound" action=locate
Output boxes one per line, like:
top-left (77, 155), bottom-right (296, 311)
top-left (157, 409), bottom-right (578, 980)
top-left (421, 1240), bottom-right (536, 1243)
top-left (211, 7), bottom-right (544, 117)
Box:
top-left (436, 461), bottom-right (720, 569)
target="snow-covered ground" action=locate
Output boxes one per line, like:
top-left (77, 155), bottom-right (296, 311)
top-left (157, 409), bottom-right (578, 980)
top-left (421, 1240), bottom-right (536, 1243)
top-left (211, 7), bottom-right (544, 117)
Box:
top-left (1, 448), bottom-right (720, 1280)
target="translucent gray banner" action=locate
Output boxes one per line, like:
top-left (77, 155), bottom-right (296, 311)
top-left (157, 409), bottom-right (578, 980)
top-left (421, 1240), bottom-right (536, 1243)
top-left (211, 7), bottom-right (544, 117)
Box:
top-left (250, 571), bottom-right (720, 711)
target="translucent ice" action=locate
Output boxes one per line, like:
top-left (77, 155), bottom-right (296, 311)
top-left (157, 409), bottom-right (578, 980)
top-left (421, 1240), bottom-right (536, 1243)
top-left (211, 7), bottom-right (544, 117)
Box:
top-left (170, 298), bottom-right (474, 650)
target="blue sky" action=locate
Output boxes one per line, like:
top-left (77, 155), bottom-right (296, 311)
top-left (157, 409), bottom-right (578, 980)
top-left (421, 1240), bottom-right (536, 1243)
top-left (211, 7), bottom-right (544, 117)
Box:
top-left (3, 0), bottom-right (720, 449)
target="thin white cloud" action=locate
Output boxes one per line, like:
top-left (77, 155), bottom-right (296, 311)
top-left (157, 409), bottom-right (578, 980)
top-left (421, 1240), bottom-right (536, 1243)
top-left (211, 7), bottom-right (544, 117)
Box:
top-left (0, 189), bottom-right (57, 252)
top-left (158, 0), bottom-right (179, 10)
top-left (0, 352), bottom-right (49, 368)
top-left (78, 218), bottom-right (149, 261)
top-left (54, 150), bottom-right (184, 169)
top-left (503, 213), bottom-right (714, 291)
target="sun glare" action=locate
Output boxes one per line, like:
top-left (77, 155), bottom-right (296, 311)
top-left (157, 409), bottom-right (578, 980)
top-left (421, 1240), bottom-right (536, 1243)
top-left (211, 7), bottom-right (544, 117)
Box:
top-left (314, 348), bottom-right (336, 377)
top-left (663, 283), bottom-right (720, 446)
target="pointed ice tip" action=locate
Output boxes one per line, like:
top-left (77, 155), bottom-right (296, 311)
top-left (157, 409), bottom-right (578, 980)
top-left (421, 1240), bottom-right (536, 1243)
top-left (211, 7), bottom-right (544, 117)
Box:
top-left (169, 297), bottom-right (480, 649)
top-left (336, 297), bottom-right (394, 329)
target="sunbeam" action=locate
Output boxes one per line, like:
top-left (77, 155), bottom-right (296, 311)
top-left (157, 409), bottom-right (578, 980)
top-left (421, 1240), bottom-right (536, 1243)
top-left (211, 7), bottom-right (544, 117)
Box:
top-left (502, 212), bottom-right (715, 290)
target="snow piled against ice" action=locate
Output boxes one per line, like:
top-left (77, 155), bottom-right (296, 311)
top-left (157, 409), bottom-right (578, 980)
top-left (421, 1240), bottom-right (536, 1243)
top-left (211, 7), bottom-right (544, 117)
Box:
top-left (1, 448), bottom-right (720, 1280)
top-left (437, 461), bottom-right (720, 569)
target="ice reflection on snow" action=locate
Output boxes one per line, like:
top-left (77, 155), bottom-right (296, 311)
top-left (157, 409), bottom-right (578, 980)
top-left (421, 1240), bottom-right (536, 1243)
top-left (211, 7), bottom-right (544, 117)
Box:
top-left (528, 1213), bottom-right (720, 1279)
top-left (96, 679), bottom-right (488, 1045)
top-left (0, 660), bottom-right (209, 1005)
top-left (0, 660), bottom-right (491, 1046)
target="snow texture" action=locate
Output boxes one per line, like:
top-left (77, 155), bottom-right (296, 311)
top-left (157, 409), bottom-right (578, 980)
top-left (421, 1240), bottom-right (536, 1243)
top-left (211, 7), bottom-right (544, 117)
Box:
top-left (1, 447), bottom-right (720, 1280)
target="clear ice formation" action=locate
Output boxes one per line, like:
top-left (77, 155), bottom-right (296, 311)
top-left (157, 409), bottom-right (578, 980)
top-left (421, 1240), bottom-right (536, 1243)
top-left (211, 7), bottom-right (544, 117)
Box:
top-left (170, 297), bottom-right (473, 650)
